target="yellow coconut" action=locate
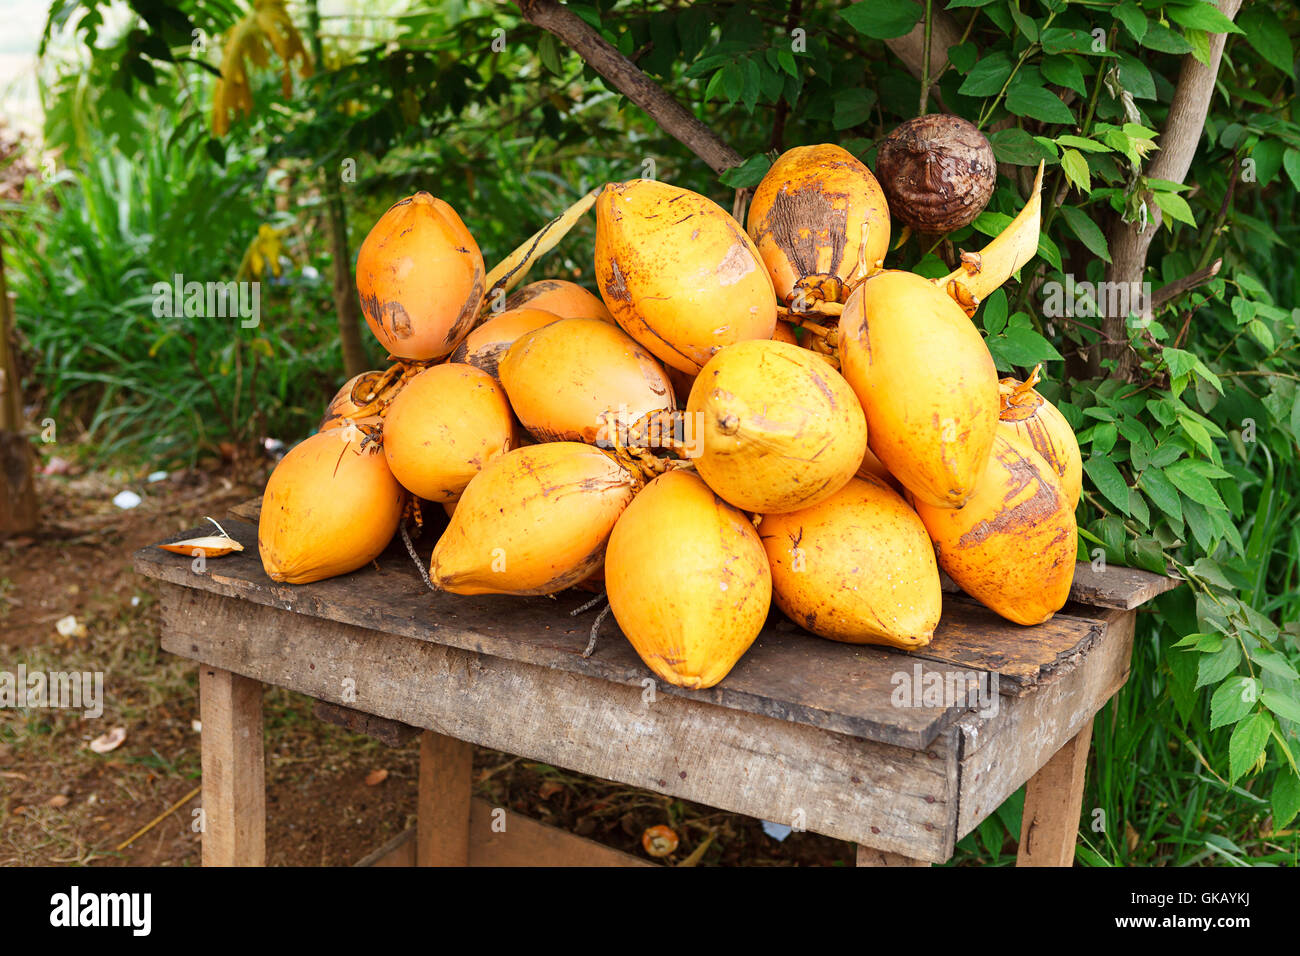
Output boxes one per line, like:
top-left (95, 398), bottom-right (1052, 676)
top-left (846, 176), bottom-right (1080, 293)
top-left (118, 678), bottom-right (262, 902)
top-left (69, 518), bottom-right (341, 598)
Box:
top-left (499, 317), bottom-right (675, 444)
top-left (503, 278), bottom-right (615, 323)
top-left (605, 470), bottom-right (770, 689)
top-left (382, 363), bottom-right (515, 502)
top-left (687, 339), bottom-right (866, 514)
top-left (998, 365), bottom-right (1082, 508)
top-left (913, 435), bottom-right (1076, 626)
top-left (356, 192), bottom-right (485, 361)
top-left (595, 179), bottom-right (777, 374)
top-left (259, 427), bottom-right (406, 584)
top-left (839, 269), bottom-right (999, 509)
top-left (758, 476), bottom-right (941, 648)
top-left (449, 307), bottom-right (563, 381)
top-left (431, 442), bottom-right (637, 595)
top-left (746, 144), bottom-right (891, 306)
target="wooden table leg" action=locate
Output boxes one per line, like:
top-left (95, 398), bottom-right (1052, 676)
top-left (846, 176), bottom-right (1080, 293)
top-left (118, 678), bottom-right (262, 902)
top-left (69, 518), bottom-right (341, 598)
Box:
top-left (199, 666), bottom-right (266, 866)
top-left (1017, 715), bottom-right (1094, 867)
top-left (416, 731), bottom-right (473, 866)
top-left (856, 846), bottom-right (930, 866)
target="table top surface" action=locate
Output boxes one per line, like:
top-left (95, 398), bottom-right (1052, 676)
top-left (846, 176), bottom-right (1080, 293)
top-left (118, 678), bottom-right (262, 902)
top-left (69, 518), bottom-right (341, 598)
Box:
top-left (134, 505), bottom-right (1178, 750)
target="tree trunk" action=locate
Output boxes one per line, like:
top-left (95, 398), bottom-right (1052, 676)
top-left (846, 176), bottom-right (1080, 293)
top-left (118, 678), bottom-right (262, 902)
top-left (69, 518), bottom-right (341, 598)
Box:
top-left (308, 0), bottom-right (368, 379)
top-left (1096, 0), bottom-right (1242, 379)
top-left (0, 239), bottom-right (38, 536)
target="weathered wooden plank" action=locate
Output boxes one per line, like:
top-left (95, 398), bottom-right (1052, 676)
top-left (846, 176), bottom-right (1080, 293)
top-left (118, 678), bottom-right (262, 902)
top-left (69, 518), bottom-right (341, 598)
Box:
top-left (1067, 562), bottom-right (1180, 609)
top-left (855, 845), bottom-right (930, 867)
top-left (312, 700), bottom-right (419, 747)
top-left (954, 608), bottom-right (1135, 837)
top-left (417, 731), bottom-right (472, 866)
top-left (356, 804), bottom-right (653, 867)
top-left (1017, 717), bottom-right (1093, 867)
top-left (905, 599), bottom-right (1106, 697)
top-left (138, 522), bottom-right (969, 749)
top-left (159, 585), bottom-right (962, 862)
top-left (199, 666), bottom-right (265, 866)
top-left (138, 519), bottom-right (1112, 747)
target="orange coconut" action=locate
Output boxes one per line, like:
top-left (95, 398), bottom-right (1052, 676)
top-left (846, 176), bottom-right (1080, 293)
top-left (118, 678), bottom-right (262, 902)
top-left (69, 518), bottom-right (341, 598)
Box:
top-left (356, 192), bottom-right (484, 361)
top-left (913, 435), bottom-right (1076, 626)
top-left (687, 340), bottom-right (866, 514)
top-left (595, 179), bottom-right (777, 374)
top-left (758, 476), bottom-right (941, 648)
top-left (431, 442), bottom-right (637, 595)
top-left (605, 470), bottom-right (770, 689)
top-left (449, 307), bottom-right (563, 381)
top-left (998, 365), bottom-right (1082, 508)
top-left (382, 363), bottom-right (516, 503)
top-left (838, 269), bottom-right (999, 509)
top-left (259, 427), bottom-right (406, 584)
top-left (502, 278), bottom-right (615, 323)
top-left (318, 370), bottom-right (388, 431)
top-left (747, 144), bottom-right (891, 306)
top-left (498, 317), bottom-right (674, 445)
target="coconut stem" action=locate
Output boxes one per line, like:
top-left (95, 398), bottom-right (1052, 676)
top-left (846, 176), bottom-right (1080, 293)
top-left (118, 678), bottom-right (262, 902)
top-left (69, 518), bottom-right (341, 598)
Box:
top-left (399, 520), bottom-right (437, 593)
top-left (582, 603), bottom-right (612, 658)
top-left (570, 592), bottom-right (607, 615)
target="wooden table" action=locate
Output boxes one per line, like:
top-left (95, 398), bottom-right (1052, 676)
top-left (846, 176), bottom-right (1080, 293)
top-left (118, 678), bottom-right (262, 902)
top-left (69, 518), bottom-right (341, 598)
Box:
top-left (134, 503), bottom-right (1176, 867)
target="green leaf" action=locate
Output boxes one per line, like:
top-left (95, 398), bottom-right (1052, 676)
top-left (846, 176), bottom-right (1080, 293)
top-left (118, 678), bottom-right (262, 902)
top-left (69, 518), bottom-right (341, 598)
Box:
top-left (1056, 134), bottom-right (1109, 153)
top-left (988, 127), bottom-right (1053, 165)
top-left (1272, 772), bottom-right (1300, 828)
top-left (1167, 2), bottom-right (1244, 36)
top-left (1238, 8), bottom-right (1293, 72)
top-left (1283, 149), bottom-right (1300, 193)
top-left (1211, 677), bottom-right (1259, 730)
top-left (840, 0), bottom-right (922, 40)
top-left (1060, 205), bottom-right (1110, 262)
top-left (1113, 2), bottom-right (1147, 42)
top-left (1261, 689), bottom-right (1300, 725)
top-left (1196, 640), bottom-right (1241, 689)
top-left (1084, 456), bottom-right (1130, 513)
top-left (987, 326), bottom-right (1064, 370)
top-left (1167, 640), bottom-right (1200, 722)
top-left (833, 88), bottom-right (877, 130)
top-left (1255, 649), bottom-right (1300, 682)
top-left (1141, 22), bottom-right (1193, 55)
top-left (958, 52), bottom-right (1014, 97)
top-left (1138, 468), bottom-right (1183, 523)
top-left (1005, 86), bottom-right (1075, 125)
top-left (718, 153), bottom-right (773, 188)
top-left (1164, 459), bottom-right (1228, 511)
top-left (1041, 56), bottom-right (1086, 96)
top-left (1154, 191), bottom-right (1196, 228)
top-left (1248, 318), bottom-right (1275, 352)
top-left (1228, 713), bottom-right (1272, 782)
top-left (1091, 421), bottom-right (1118, 455)
top-left (981, 288), bottom-right (1008, 335)
top-left (1115, 53), bottom-right (1157, 101)
top-left (1059, 148), bottom-right (1090, 195)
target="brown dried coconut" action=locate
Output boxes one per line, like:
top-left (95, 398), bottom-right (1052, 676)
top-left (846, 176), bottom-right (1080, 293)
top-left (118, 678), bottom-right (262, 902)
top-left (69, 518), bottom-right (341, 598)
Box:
top-left (875, 114), bottom-right (997, 234)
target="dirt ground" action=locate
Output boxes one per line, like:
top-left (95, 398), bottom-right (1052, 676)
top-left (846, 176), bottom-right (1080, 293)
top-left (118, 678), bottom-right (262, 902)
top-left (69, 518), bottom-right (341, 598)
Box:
top-left (0, 457), bottom-right (859, 866)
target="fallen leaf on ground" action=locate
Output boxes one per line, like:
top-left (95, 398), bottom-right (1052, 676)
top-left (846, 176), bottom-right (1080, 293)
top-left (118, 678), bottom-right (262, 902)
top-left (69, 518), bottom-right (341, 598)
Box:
top-left (47, 795), bottom-right (69, 808)
top-left (365, 769), bottom-right (388, 786)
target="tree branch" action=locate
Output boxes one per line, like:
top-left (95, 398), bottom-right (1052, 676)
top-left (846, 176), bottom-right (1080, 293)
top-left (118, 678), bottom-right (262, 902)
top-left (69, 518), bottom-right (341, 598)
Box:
top-left (512, 0), bottom-right (742, 174)
top-left (1097, 0), bottom-right (1242, 379)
